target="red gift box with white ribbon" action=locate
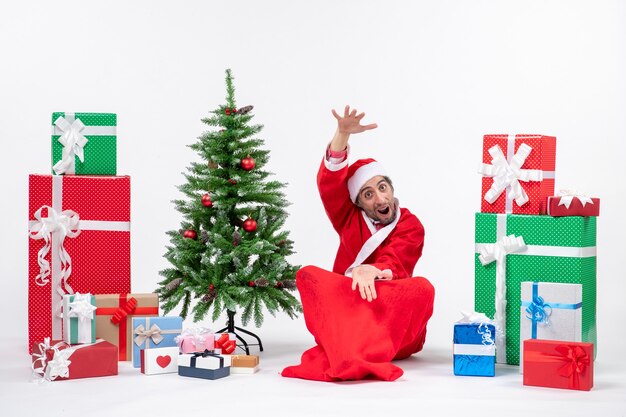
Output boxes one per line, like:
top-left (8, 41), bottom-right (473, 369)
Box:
top-left (28, 175), bottom-right (131, 353)
top-left (479, 134), bottom-right (556, 215)
top-left (523, 339), bottom-right (593, 391)
top-left (31, 338), bottom-right (118, 381)
top-left (546, 190), bottom-right (600, 217)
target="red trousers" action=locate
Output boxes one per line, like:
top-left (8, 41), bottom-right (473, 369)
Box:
top-left (281, 265), bottom-right (435, 381)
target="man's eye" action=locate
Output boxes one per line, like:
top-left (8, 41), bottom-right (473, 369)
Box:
top-left (364, 192), bottom-right (372, 199)
top-left (380, 184), bottom-right (386, 191)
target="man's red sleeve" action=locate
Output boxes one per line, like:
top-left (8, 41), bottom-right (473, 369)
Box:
top-left (316, 158), bottom-right (357, 233)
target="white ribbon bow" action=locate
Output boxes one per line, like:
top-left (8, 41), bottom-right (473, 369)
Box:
top-left (53, 116), bottom-right (89, 175)
top-left (28, 205), bottom-right (81, 290)
top-left (457, 311), bottom-right (492, 324)
top-left (175, 327), bottom-right (213, 350)
top-left (134, 324), bottom-right (164, 346)
top-left (557, 189), bottom-right (594, 209)
top-left (32, 338), bottom-right (72, 382)
top-left (67, 293), bottom-right (96, 322)
top-left (479, 144), bottom-right (543, 207)
top-left (478, 234), bottom-right (527, 362)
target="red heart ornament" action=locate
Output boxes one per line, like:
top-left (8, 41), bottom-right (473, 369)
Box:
top-left (156, 355), bottom-right (172, 368)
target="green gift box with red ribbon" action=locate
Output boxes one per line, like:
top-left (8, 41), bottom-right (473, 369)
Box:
top-left (95, 293), bottom-right (159, 361)
top-left (474, 212), bottom-right (596, 365)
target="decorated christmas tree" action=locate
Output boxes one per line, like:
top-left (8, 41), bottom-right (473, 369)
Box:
top-left (156, 69), bottom-right (301, 330)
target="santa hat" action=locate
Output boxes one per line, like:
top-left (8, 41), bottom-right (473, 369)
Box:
top-left (347, 158), bottom-right (388, 203)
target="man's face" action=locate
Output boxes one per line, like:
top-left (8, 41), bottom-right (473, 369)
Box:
top-left (356, 175), bottom-right (396, 225)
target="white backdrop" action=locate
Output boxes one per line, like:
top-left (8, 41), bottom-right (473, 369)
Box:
top-left (1, 0), bottom-right (625, 375)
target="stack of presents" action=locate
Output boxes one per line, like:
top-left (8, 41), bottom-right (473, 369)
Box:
top-left (28, 112), bottom-right (259, 382)
top-left (453, 134), bottom-right (599, 391)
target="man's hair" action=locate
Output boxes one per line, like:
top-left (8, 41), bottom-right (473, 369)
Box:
top-left (354, 176), bottom-right (394, 207)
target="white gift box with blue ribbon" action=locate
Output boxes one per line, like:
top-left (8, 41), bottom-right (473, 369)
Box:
top-left (519, 281), bottom-right (582, 373)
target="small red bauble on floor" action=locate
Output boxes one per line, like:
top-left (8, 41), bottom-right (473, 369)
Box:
top-left (183, 229), bottom-right (197, 240)
top-left (242, 217), bottom-right (257, 233)
top-left (201, 194), bottom-right (213, 207)
top-left (240, 156), bottom-right (255, 171)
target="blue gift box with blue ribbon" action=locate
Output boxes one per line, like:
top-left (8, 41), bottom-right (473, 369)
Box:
top-left (519, 281), bottom-right (582, 372)
top-left (453, 315), bottom-right (496, 377)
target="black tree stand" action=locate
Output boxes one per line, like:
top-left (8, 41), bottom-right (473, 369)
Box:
top-left (216, 309), bottom-right (264, 355)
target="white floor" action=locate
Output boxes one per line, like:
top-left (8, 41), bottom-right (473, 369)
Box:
top-left (3, 332), bottom-right (625, 417)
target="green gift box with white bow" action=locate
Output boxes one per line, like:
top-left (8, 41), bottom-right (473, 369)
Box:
top-left (474, 212), bottom-right (596, 365)
top-left (51, 112), bottom-right (117, 175)
top-left (63, 293), bottom-right (97, 344)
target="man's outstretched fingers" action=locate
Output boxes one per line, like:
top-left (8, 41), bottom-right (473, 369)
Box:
top-left (359, 283), bottom-right (367, 300)
top-left (332, 109), bottom-right (341, 120)
top-left (370, 285), bottom-right (377, 300)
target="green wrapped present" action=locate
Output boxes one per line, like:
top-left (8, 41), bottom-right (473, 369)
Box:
top-left (51, 112), bottom-right (117, 175)
top-left (474, 212), bottom-right (596, 365)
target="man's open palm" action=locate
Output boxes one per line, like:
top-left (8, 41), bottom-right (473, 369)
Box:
top-left (332, 105), bottom-right (378, 135)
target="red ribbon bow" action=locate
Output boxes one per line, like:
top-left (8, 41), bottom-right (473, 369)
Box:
top-left (555, 344), bottom-right (590, 389)
top-left (110, 297), bottom-right (137, 325)
top-left (215, 333), bottom-right (236, 354)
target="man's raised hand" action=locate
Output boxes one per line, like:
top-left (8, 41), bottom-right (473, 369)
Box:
top-left (332, 105), bottom-right (378, 135)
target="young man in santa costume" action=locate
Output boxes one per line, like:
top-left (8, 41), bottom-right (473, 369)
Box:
top-left (281, 105), bottom-right (435, 382)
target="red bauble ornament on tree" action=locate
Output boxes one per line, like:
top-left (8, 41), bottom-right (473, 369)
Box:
top-left (201, 194), bottom-right (213, 207)
top-left (240, 156), bottom-right (255, 171)
top-left (183, 229), bottom-right (197, 240)
top-left (242, 217), bottom-right (257, 233)
top-left (228, 178), bottom-right (237, 185)
top-left (248, 280), bottom-right (255, 287)
top-left (209, 284), bottom-right (214, 290)
top-left (225, 108), bottom-right (231, 116)
top-left (275, 281), bottom-right (283, 288)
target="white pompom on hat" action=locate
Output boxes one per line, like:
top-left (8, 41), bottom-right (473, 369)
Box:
top-left (347, 158), bottom-right (388, 203)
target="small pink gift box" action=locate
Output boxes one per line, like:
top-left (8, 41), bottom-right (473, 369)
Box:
top-left (175, 328), bottom-right (215, 353)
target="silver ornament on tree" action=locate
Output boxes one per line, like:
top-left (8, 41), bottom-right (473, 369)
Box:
top-left (238, 105), bottom-right (254, 115)
top-left (165, 277), bottom-right (183, 292)
top-left (254, 277), bottom-right (269, 287)
top-left (282, 279), bottom-right (296, 290)
top-left (232, 230), bottom-right (241, 246)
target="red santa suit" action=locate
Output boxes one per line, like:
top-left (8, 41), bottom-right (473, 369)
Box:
top-left (281, 150), bottom-right (435, 382)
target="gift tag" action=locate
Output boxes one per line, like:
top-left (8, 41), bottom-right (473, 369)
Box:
top-left (140, 346), bottom-right (179, 375)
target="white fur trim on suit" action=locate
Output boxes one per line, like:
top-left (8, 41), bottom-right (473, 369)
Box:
top-left (344, 204), bottom-right (401, 277)
top-left (348, 161), bottom-right (387, 203)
